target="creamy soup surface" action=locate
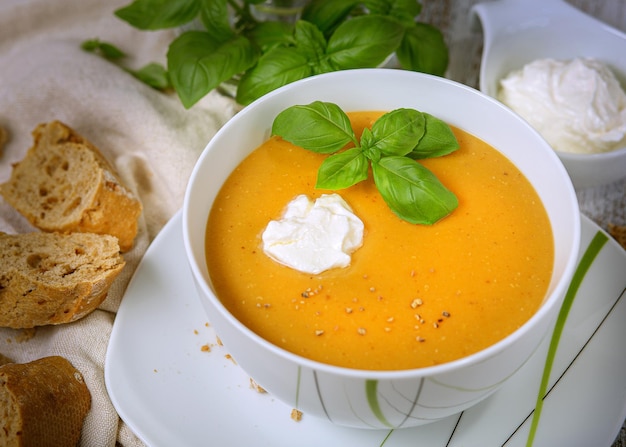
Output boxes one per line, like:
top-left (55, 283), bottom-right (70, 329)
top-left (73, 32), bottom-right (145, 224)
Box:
top-left (205, 111), bottom-right (554, 370)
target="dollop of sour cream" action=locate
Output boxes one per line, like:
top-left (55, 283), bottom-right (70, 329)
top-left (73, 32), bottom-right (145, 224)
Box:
top-left (261, 193), bottom-right (364, 275)
top-left (498, 58), bottom-right (626, 154)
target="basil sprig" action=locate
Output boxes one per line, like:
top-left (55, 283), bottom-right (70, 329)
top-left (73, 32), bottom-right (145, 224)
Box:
top-left (272, 102), bottom-right (459, 225)
top-left (81, 39), bottom-right (171, 90)
top-left (82, 0), bottom-right (449, 108)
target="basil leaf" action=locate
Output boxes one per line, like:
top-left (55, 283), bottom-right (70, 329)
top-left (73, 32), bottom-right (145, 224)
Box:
top-left (397, 23), bottom-right (448, 76)
top-left (316, 147), bottom-right (369, 189)
top-left (370, 108), bottom-right (426, 156)
top-left (115, 0), bottom-right (200, 30)
top-left (293, 21), bottom-right (337, 74)
top-left (199, 0), bottom-right (234, 42)
top-left (360, 128), bottom-right (382, 163)
top-left (236, 46), bottom-right (311, 105)
top-left (294, 20), bottom-right (327, 63)
top-left (127, 63), bottom-right (171, 89)
top-left (81, 39), bottom-right (126, 59)
top-left (167, 32), bottom-right (258, 108)
top-left (270, 102), bottom-right (459, 225)
top-left (272, 101), bottom-right (357, 153)
top-left (245, 21), bottom-right (293, 51)
top-left (301, 0), bottom-right (360, 36)
top-left (372, 156), bottom-right (458, 224)
top-left (327, 15), bottom-right (405, 69)
top-left (408, 113), bottom-right (459, 159)
top-left (364, 0), bottom-right (421, 27)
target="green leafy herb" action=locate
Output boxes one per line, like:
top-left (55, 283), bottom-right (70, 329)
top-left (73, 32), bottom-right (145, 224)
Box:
top-left (114, 0), bottom-right (201, 30)
top-left (82, 0), bottom-right (449, 108)
top-left (272, 101), bottom-right (459, 224)
top-left (126, 63), bottom-right (171, 90)
top-left (81, 39), bottom-right (172, 90)
top-left (166, 32), bottom-right (258, 107)
top-left (81, 39), bottom-right (126, 60)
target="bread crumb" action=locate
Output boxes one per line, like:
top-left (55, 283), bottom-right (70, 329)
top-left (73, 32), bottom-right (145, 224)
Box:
top-left (200, 344), bottom-right (210, 352)
top-left (13, 328), bottom-right (37, 342)
top-left (291, 408), bottom-right (303, 422)
top-left (216, 336), bottom-right (223, 346)
top-left (249, 378), bottom-right (266, 393)
top-left (608, 223), bottom-right (626, 249)
top-left (0, 125), bottom-right (8, 155)
top-left (225, 354), bottom-right (236, 364)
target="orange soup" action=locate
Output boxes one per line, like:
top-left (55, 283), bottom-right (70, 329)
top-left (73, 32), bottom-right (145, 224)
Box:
top-left (205, 111), bottom-right (554, 370)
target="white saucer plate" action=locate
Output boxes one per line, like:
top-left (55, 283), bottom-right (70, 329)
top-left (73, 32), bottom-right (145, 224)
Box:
top-left (105, 211), bottom-right (626, 447)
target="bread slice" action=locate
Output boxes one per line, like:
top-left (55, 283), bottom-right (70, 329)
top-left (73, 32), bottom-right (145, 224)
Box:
top-left (0, 121), bottom-right (142, 251)
top-left (0, 356), bottom-right (91, 447)
top-left (0, 231), bottom-right (124, 328)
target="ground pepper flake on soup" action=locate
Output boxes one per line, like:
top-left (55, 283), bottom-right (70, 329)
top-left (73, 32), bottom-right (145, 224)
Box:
top-left (205, 111), bottom-right (554, 371)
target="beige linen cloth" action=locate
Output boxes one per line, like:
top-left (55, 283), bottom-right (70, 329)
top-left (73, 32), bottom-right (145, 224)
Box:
top-left (0, 0), bottom-right (238, 445)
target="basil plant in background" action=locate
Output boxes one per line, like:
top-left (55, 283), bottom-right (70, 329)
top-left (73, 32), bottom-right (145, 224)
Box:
top-left (85, 0), bottom-right (449, 108)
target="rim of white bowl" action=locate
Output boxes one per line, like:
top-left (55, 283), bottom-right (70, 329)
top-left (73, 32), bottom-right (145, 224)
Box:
top-left (557, 145), bottom-right (626, 161)
top-left (182, 68), bottom-right (581, 380)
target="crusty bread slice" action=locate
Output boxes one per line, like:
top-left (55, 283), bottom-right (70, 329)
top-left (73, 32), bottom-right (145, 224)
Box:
top-left (0, 231), bottom-right (124, 328)
top-left (0, 356), bottom-right (91, 447)
top-left (0, 121), bottom-right (142, 252)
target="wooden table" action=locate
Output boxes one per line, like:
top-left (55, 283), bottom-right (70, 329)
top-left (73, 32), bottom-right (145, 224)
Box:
top-left (421, 1), bottom-right (626, 445)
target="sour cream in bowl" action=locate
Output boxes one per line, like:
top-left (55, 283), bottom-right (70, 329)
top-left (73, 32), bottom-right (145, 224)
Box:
top-left (472, 0), bottom-right (626, 189)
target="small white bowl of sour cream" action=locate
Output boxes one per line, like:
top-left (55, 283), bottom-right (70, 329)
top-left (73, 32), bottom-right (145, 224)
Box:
top-left (472, 0), bottom-right (626, 189)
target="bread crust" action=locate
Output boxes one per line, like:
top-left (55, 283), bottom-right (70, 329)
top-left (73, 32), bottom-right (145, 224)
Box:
top-left (0, 121), bottom-right (142, 252)
top-left (0, 356), bottom-right (91, 447)
top-left (0, 231), bottom-right (125, 328)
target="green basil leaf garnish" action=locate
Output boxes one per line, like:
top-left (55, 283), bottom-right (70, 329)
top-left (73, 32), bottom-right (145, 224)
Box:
top-left (370, 108), bottom-right (426, 157)
top-left (408, 113), bottom-right (460, 159)
top-left (372, 156), bottom-right (458, 224)
top-left (271, 101), bottom-right (357, 153)
top-left (316, 147), bottom-right (369, 190)
top-left (272, 101), bottom-right (460, 225)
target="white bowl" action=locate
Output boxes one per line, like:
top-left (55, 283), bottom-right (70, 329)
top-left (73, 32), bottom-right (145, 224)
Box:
top-left (472, 0), bottom-right (626, 189)
top-left (182, 68), bottom-right (581, 429)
